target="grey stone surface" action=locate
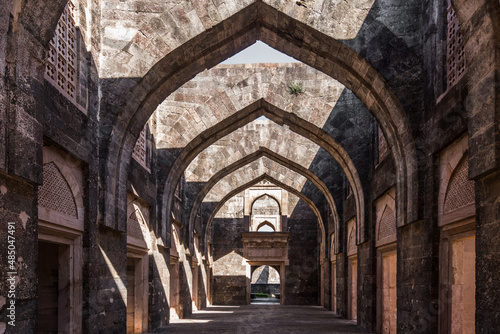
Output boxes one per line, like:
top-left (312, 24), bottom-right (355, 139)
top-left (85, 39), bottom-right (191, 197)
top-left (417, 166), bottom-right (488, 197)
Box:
top-left (154, 305), bottom-right (371, 333)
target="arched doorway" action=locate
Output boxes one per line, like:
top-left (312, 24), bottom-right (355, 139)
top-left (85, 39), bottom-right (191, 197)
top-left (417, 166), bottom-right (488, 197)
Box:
top-left (251, 265), bottom-right (281, 305)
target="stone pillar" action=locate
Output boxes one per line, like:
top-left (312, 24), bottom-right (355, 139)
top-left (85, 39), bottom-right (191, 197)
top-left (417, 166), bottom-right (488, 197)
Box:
top-left (0, 174), bottom-right (39, 333)
top-left (398, 220), bottom-right (439, 333)
top-left (475, 170), bottom-right (500, 331)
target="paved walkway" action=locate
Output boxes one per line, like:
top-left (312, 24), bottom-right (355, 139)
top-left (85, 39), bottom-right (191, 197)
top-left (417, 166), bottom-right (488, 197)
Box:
top-left (250, 296), bottom-right (280, 304)
top-left (151, 305), bottom-right (371, 333)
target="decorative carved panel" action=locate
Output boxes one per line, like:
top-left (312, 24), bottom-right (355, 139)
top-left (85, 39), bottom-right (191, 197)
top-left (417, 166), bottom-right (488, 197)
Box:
top-left (45, 2), bottom-right (78, 104)
top-left (446, 1), bottom-right (467, 87)
top-left (39, 162), bottom-right (78, 218)
top-left (444, 157), bottom-right (475, 214)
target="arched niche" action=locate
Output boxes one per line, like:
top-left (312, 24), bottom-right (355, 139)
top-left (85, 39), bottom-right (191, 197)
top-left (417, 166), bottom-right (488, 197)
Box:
top-left (250, 194), bottom-right (281, 232)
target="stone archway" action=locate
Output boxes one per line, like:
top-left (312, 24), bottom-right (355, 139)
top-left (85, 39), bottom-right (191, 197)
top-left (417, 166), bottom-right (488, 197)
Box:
top-left (165, 100), bottom-right (360, 254)
top-left (205, 173), bottom-right (326, 306)
top-left (101, 1), bottom-right (419, 247)
top-left (187, 147), bottom-right (339, 252)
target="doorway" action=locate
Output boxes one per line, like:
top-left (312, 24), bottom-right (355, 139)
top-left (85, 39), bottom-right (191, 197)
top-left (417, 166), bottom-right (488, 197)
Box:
top-left (38, 242), bottom-right (60, 334)
top-left (38, 227), bottom-right (82, 334)
top-left (126, 251), bottom-right (148, 333)
top-left (250, 265), bottom-right (281, 304)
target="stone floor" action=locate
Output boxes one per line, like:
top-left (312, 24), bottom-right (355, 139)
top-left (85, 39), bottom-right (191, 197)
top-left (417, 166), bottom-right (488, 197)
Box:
top-left (151, 305), bottom-right (371, 333)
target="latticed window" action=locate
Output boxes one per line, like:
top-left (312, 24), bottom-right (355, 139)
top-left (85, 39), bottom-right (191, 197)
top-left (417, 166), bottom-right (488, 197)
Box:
top-left (45, 1), bottom-right (85, 112)
top-left (132, 126), bottom-right (148, 169)
top-left (446, 0), bottom-right (467, 87)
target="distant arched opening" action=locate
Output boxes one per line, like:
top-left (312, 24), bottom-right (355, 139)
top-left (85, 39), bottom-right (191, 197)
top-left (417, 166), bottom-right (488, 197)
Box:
top-left (251, 265), bottom-right (281, 305)
top-left (257, 221), bottom-right (275, 232)
top-left (251, 194), bottom-right (281, 232)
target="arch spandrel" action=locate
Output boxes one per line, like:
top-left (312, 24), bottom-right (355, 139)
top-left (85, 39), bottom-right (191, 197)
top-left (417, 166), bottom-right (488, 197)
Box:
top-left (204, 157), bottom-right (308, 202)
top-left (204, 174), bottom-right (326, 261)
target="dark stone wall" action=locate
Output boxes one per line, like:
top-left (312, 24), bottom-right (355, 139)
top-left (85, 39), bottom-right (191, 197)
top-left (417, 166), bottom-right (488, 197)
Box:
top-left (285, 199), bottom-right (320, 305)
top-left (357, 242), bottom-right (376, 331)
top-left (86, 226), bottom-right (127, 333)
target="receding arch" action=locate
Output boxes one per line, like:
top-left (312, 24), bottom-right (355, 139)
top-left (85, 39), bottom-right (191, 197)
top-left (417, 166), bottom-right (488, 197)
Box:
top-left (251, 193), bottom-right (281, 215)
top-left (104, 1), bottom-right (419, 244)
top-left (169, 100), bottom-right (358, 255)
top-left (205, 173), bottom-right (326, 305)
top-left (188, 147), bottom-right (340, 251)
top-left (205, 174), bottom-right (326, 259)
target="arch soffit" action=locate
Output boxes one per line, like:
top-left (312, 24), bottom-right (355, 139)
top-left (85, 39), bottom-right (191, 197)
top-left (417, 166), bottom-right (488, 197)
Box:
top-left (107, 1), bottom-right (416, 238)
top-left (205, 157), bottom-right (309, 201)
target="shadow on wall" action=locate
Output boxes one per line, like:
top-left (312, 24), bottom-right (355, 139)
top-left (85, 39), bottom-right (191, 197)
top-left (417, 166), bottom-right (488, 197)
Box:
top-left (213, 276), bottom-right (248, 305)
top-left (285, 198), bottom-right (320, 305)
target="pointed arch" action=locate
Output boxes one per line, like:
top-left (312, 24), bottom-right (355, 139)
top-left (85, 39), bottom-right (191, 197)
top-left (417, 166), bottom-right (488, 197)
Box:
top-left (104, 1), bottom-right (419, 243)
top-left (205, 173), bottom-right (326, 305)
top-left (188, 147), bottom-right (339, 251)
top-left (256, 221), bottom-right (276, 232)
top-left (170, 100), bottom-right (356, 255)
top-left (438, 136), bottom-right (475, 226)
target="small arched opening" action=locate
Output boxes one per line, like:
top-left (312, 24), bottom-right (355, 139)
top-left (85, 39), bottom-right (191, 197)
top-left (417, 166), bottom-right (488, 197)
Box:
top-left (257, 221), bottom-right (276, 232)
top-left (250, 265), bottom-right (281, 305)
top-left (250, 194), bottom-right (281, 232)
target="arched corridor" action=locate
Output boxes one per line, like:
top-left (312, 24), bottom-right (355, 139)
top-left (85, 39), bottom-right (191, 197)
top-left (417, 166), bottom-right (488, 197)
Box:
top-left (1, 0), bottom-right (500, 333)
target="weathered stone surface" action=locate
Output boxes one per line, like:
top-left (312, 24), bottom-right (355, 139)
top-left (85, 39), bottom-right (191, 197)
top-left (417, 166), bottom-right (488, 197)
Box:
top-left (1, 0), bottom-right (499, 333)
